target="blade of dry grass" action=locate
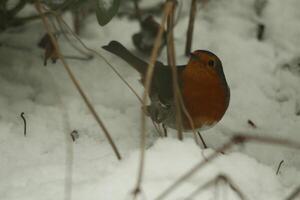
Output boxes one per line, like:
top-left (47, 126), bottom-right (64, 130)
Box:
top-left (132, 1), bottom-right (174, 198)
top-left (166, 0), bottom-right (183, 141)
top-left (34, 0), bottom-right (122, 160)
top-left (185, 174), bottom-right (247, 200)
top-left (155, 134), bottom-right (300, 200)
top-left (185, 0), bottom-right (197, 56)
top-left (54, 14), bottom-right (143, 103)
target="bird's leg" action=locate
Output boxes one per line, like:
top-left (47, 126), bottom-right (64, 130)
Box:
top-left (162, 123), bottom-right (168, 137)
top-left (197, 131), bottom-right (208, 149)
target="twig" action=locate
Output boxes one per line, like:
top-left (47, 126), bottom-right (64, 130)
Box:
top-left (185, 0), bottom-right (197, 56)
top-left (64, 55), bottom-right (93, 61)
top-left (166, 0), bottom-right (183, 141)
top-left (34, 0), bottom-right (122, 160)
top-left (132, 1), bottom-right (174, 198)
top-left (247, 119), bottom-right (257, 128)
top-left (54, 16), bottom-right (93, 59)
top-left (184, 174), bottom-right (247, 200)
top-left (197, 131), bottom-right (208, 148)
top-left (54, 15), bottom-right (142, 103)
top-left (276, 160), bottom-right (284, 175)
top-left (154, 134), bottom-right (300, 200)
top-left (257, 23), bottom-right (265, 41)
top-left (70, 130), bottom-right (79, 142)
top-left (20, 112), bottom-right (26, 136)
top-left (162, 123), bottom-right (167, 137)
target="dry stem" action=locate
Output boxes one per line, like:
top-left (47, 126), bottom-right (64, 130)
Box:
top-left (155, 134), bottom-right (300, 199)
top-left (166, 0), bottom-right (183, 141)
top-left (185, 0), bottom-right (197, 56)
top-left (185, 174), bottom-right (247, 200)
top-left (53, 14), bottom-right (142, 103)
top-left (34, 0), bottom-right (122, 160)
top-left (133, 1), bottom-right (174, 198)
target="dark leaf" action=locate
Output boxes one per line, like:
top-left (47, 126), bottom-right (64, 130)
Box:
top-left (95, 0), bottom-right (121, 26)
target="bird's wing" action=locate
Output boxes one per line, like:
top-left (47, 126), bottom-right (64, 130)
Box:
top-left (151, 64), bottom-right (186, 105)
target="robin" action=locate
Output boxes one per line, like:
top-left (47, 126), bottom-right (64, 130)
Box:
top-left (102, 41), bottom-right (230, 132)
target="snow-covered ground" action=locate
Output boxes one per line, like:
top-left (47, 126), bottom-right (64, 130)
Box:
top-left (1, 0), bottom-right (300, 199)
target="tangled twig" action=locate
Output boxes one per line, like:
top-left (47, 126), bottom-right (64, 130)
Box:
top-left (20, 112), bottom-right (26, 136)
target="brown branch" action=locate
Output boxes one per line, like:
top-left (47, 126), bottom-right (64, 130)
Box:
top-left (185, 0), bottom-right (197, 56)
top-left (276, 160), bottom-right (284, 175)
top-left (34, 0), bottom-right (122, 160)
top-left (132, 1), bottom-right (174, 198)
top-left (166, 0), bottom-right (183, 141)
top-left (154, 134), bottom-right (300, 200)
top-left (20, 112), bottom-right (26, 137)
top-left (54, 15), bottom-right (143, 104)
top-left (184, 174), bottom-right (247, 200)
top-left (57, 21), bottom-right (92, 58)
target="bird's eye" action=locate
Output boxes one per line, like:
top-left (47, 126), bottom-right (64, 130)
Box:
top-left (208, 60), bottom-right (215, 67)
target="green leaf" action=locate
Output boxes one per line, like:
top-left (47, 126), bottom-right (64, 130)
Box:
top-left (96, 0), bottom-right (120, 26)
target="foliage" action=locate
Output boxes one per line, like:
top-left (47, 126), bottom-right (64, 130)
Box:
top-left (96, 0), bottom-right (121, 26)
top-left (0, 0), bottom-right (121, 32)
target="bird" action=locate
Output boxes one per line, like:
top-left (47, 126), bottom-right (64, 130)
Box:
top-left (102, 40), bottom-right (230, 132)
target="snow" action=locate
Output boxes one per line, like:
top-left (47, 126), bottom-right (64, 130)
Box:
top-left (0, 0), bottom-right (300, 199)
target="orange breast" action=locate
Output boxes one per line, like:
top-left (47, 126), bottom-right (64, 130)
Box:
top-left (180, 62), bottom-right (229, 130)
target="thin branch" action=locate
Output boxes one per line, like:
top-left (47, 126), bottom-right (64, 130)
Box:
top-left (20, 112), bottom-right (26, 136)
top-left (197, 131), bottom-right (208, 148)
top-left (55, 18), bottom-right (93, 58)
top-left (54, 15), bottom-right (142, 103)
top-left (133, 1), bottom-right (174, 198)
top-left (276, 160), bottom-right (284, 175)
top-left (185, 0), bottom-right (197, 56)
top-left (184, 174), bottom-right (247, 200)
top-left (166, 0), bottom-right (183, 141)
top-left (154, 134), bottom-right (300, 200)
top-left (34, 0), bottom-right (122, 160)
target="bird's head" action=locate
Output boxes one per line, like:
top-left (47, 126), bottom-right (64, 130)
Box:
top-left (187, 50), bottom-right (229, 90)
top-left (189, 50), bottom-right (223, 71)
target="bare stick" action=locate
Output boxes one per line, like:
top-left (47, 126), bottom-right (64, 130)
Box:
top-left (276, 160), bottom-right (284, 175)
top-left (70, 130), bottom-right (79, 142)
top-left (285, 186), bottom-right (300, 200)
top-left (162, 123), bottom-right (168, 137)
top-left (197, 131), bottom-right (208, 148)
top-left (132, 1), bottom-right (174, 198)
top-left (54, 15), bottom-right (142, 103)
top-left (34, 0), bottom-right (122, 160)
top-left (154, 134), bottom-right (300, 200)
top-left (185, 174), bottom-right (247, 200)
top-left (55, 19), bottom-right (93, 58)
top-left (20, 112), bottom-right (26, 136)
top-left (166, 0), bottom-right (183, 141)
top-left (185, 0), bottom-right (197, 56)
top-left (63, 55), bottom-right (93, 61)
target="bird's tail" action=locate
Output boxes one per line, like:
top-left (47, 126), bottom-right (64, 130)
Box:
top-left (102, 41), bottom-right (148, 75)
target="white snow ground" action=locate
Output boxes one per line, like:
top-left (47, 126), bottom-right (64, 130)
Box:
top-left (0, 0), bottom-right (300, 199)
